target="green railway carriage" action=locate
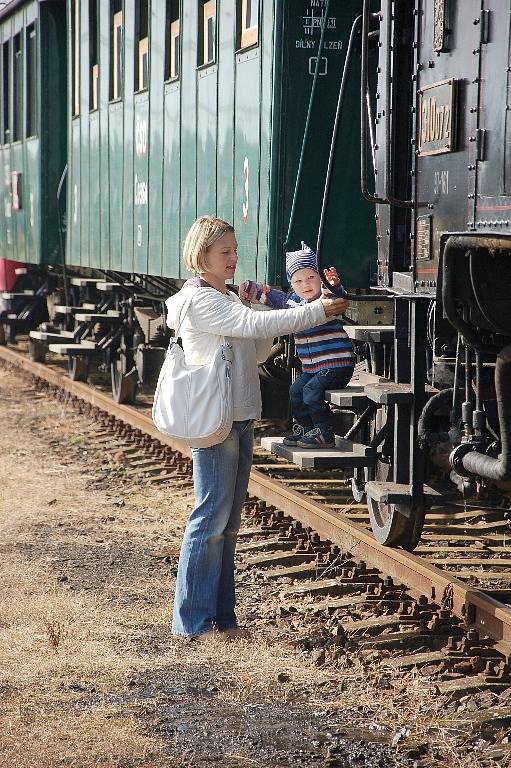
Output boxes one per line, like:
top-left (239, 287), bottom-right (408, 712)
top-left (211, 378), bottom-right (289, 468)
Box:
top-left (0, 0), bottom-right (376, 290)
top-left (0, 0), bottom-right (66, 267)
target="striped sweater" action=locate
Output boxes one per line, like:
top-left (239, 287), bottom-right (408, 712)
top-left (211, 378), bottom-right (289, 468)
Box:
top-left (246, 282), bottom-right (355, 373)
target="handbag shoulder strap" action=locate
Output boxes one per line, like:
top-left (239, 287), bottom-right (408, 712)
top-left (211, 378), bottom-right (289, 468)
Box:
top-left (173, 293), bottom-right (195, 340)
top-left (172, 289), bottom-right (232, 347)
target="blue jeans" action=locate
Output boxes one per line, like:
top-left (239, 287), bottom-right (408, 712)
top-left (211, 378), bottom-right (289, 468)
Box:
top-left (172, 420), bottom-right (254, 637)
top-left (290, 367), bottom-right (354, 432)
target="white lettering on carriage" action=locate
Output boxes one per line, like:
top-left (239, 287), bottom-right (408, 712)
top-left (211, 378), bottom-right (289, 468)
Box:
top-left (135, 118), bottom-right (148, 156)
top-left (242, 157), bottom-right (249, 223)
top-left (73, 184), bottom-right (78, 225)
top-left (134, 174), bottom-right (148, 206)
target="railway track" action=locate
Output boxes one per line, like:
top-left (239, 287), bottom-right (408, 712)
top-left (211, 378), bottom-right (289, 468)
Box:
top-left (3, 340), bottom-right (511, 761)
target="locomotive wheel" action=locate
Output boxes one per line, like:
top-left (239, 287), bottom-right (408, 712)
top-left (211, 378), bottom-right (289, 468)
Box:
top-left (68, 355), bottom-right (89, 382)
top-left (367, 453), bottom-right (426, 550)
top-left (111, 358), bottom-right (138, 405)
top-left (0, 324), bottom-right (6, 346)
top-left (367, 497), bottom-right (425, 550)
top-left (351, 466), bottom-right (373, 502)
top-left (28, 337), bottom-right (47, 363)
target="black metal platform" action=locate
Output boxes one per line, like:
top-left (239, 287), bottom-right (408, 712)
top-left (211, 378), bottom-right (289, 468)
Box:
top-left (1, 290), bottom-right (35, 299)
top-left (69, 277), bottom-right (104, 287)
top-left (344, 325), bottom-right (395, 343)
top-left (365, 481), bottom-right (442, 509)
top-left (30, 330), bottom-right (75, 343)
top-left (54, 303), bottom-right (97, 314)
top-left (74, 311), bottom-right (121, 322)
top-left (48, 342), bottom-right (98, 355)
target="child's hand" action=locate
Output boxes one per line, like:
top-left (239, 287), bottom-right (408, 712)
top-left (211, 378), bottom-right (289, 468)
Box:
top-left (240, 280), bottom-right (269, 303)
top-left (259, 284), bottom-right (271, 305)
top-left (323, 267), bottom-right (340, 288)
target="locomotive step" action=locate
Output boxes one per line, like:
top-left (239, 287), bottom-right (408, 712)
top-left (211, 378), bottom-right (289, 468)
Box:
top-left (345, 325), bottom-right (395, 343)
top-left (74, 311), bottom-right (121, 322)
top-left (260, 437), bottom-right (376, 469)
top-left (365, 481), bottom-right (442, 509)
top-left (1, 290), bottom-right (35, 299)
top-left (48, 342), bottom-right (98, 355)
top-left (325, 384), bottom-right (370, 409)
top-left (325, 370), bottom-right (385, 409)
top-left (364, 382), bottom-right (414, 405)
top-left (364, 381), bottom-right (437, 405)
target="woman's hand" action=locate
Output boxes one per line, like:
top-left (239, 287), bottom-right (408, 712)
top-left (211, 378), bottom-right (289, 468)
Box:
top-left (321, 296), bottom-right (348, 317)
top-left (239, 280), bottom-right (258, 302)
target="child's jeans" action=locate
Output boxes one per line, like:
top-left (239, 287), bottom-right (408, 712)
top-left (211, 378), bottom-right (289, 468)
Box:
top-left (290, 367), bottom-right (354, 434)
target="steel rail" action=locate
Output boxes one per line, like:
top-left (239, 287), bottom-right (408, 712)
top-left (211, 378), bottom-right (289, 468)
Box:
top-left (2, 344), bottom-right (511, 655)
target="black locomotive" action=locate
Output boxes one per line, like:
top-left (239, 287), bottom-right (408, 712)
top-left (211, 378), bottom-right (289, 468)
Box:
top-left (346, 0), bottom-right (511, 548)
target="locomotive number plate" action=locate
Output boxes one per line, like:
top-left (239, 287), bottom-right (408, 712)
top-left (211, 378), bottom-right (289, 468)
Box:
top-left (419, 79), bottom-right (456, 156)
top-left (433, 0), bottom-right (448, 52)
top-left (416, 216), bottom-right (432, 261)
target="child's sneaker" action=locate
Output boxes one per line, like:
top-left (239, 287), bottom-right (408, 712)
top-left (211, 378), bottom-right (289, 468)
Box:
top-left (282, 424), bottom-right (306, 446)
top-left (296, 427), bottom-right (335, 449)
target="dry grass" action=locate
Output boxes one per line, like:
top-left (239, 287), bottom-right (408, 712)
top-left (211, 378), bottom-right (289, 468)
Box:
top-left (1, 366), bottom-right (510, 767)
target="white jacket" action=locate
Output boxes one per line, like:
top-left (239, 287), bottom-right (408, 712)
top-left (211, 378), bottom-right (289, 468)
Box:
top-left (165, 284), bottom-right (328, 421)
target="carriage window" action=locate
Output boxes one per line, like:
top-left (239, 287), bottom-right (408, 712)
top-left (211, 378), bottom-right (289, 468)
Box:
top-left (199, 0), bottom-right (216, 66)
top-left (26, 24), bottom-right (37, 136)
top-left (240, 0), bottom-right (258, 48)
top-left (12, 33), bottom-right (22, 141)
top-left (165, 0), bottom-right (180, 80)
top-left (89, 0), bottom-right (99, 110)
top-left (135, 0), bottom-right (149, 91)
top-left (2, 42), bottom-right (9, 143)
top-left (110, 2), bottom-right (123, 100)
top-left (71, 0), bottom-right (80, 115)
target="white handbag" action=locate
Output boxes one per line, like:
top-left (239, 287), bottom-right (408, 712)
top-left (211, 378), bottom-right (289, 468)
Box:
top-left (152, 294), bottom-right (234, 448)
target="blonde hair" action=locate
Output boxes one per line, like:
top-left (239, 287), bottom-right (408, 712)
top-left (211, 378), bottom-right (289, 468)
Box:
top-left (182, 215), bottom-right (235, 274)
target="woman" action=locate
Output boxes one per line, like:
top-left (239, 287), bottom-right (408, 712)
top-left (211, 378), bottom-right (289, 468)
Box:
top-left (166, 216), bottom-right (348, 640)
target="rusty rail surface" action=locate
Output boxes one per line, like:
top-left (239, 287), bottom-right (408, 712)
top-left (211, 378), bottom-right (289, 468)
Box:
top-left (2, 343), bottom-right (511, 655)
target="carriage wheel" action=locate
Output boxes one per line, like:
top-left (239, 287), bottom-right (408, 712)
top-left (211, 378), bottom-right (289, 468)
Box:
top-left (110, 358), bottom-right (138, 405)
top-left (68, 355), bottom-right (89, 382)
top-left (28, 337), bottom-right (47, 363)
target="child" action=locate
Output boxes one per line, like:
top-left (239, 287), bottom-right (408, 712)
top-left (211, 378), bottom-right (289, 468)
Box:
top-left (240, 243), bottom-right (354, 448)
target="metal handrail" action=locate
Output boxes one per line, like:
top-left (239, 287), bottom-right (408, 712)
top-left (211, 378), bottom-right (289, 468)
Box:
top-left (361, 0), bottom-right (414, 208)
top-left (384, 0), bottom-right (414, 208)
top-left (360, 0), bottom-right (381, 204)
top-left (285, 0), bottom-right (331, 247)
top-left (316, 14), bottom-right (362, 263)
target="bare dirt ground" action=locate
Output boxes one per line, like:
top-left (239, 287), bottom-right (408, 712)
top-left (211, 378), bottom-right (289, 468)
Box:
top-left (0, 364), bottom-right (508, 768)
